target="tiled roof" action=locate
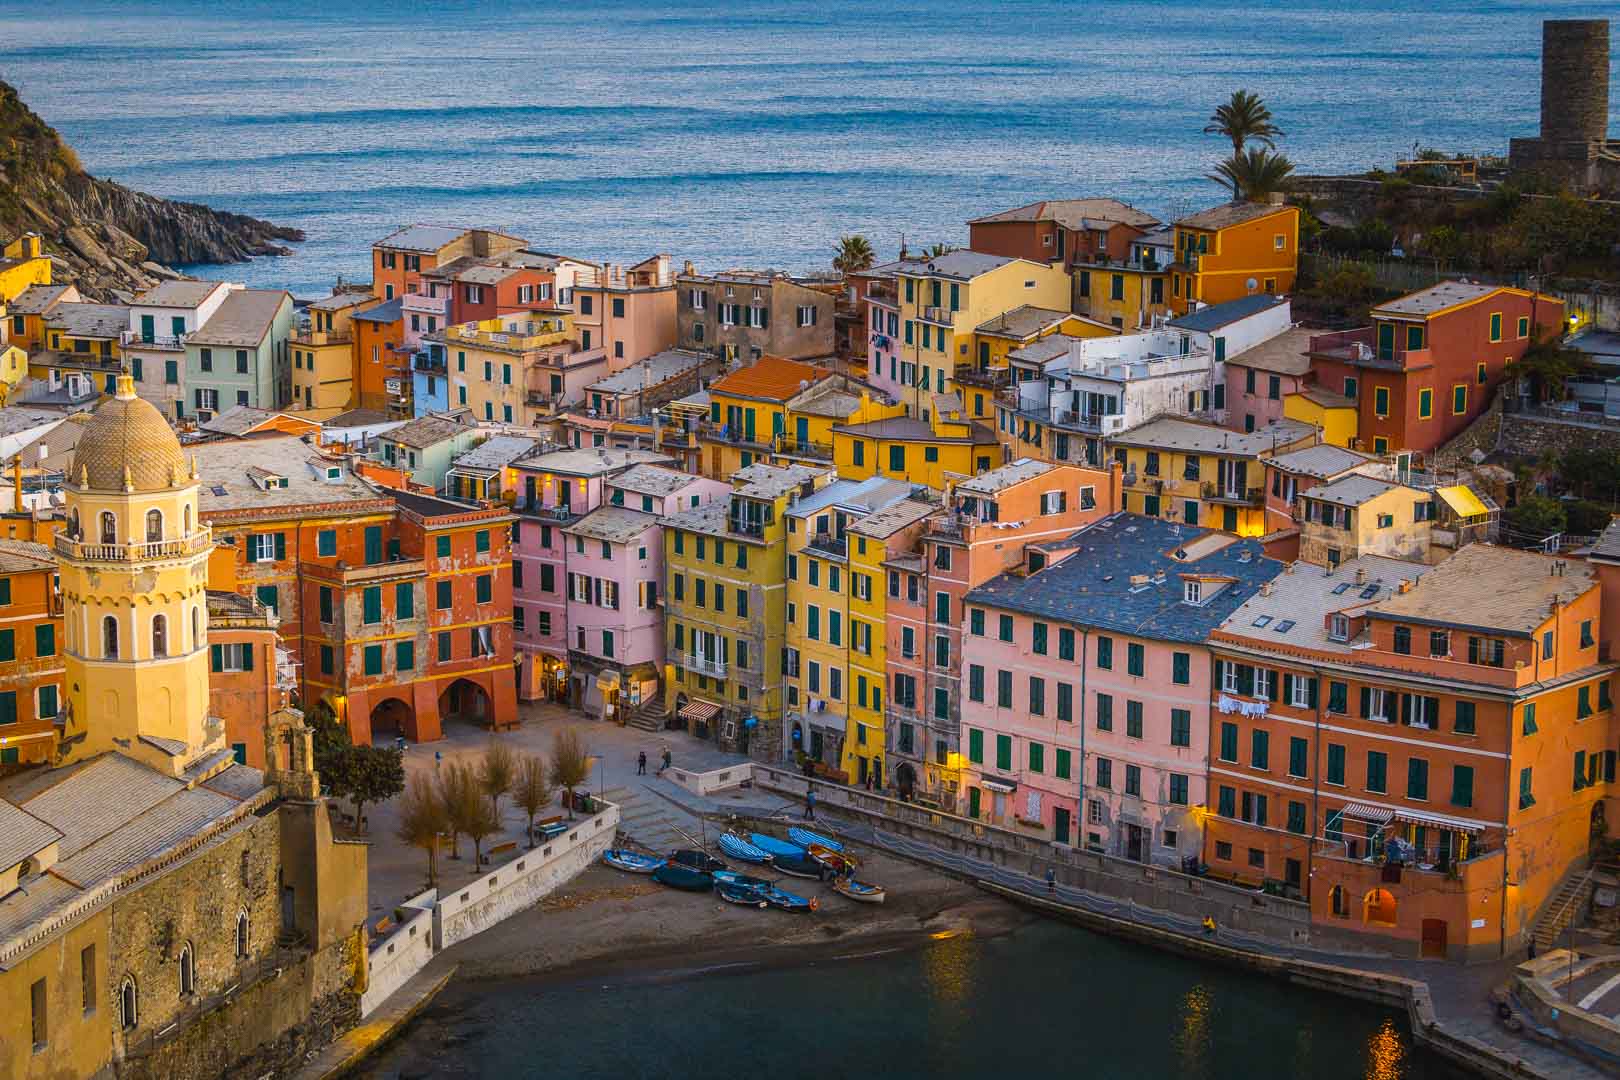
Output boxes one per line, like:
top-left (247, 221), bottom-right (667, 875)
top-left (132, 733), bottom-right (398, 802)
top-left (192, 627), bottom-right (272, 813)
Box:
top-left (1110, 417), bottom-right (1315, 456)
top-left (784, 476), bottom-right (910, 519)
top-left (308, 291), bottom-right (374, 312)
top-left (709, 357), bottom-right (829, 402)
top-left (1226, 326), bottom-right (1314, 375)
top-left (450, 435), bottom-right (539, 471)
top-left (199, 404), bottom-right (279, 435)
top-left (957, 457), bottom-right (1053, 494)
top-left (46, 302), bottom-right (129, 339)
top-left (6, 283), bottom-right (73, 315)
top-left (1304, 473), bottom-right (1401, 507)
top-left (323, 408), bottom-right (394, 428)
top-left (195, 436), bottom-right (376, 512)
top-left (1592, 518), bottom-right (1620, 562)
top-left (833, 416), bottom-right (994, 443)
top-left (969, 198), bottom-right (1160, 231)
top-left (1176, 201), bottom-right (1295, 231)
top-left (1218, 556), bottom-right (1431, 654)
top-left (563, 506), bottom-right (657, 544)
top-left (187, 289), bottom-right (289, 347)
top-left (514, 447), bottom-right (670, 477)
top-left (658, 499), bottom-right (732, 537)
top-left (1372, 545), bottom-right (1594, 635)
top-left (383, 414), bottom-right (473, 449)
top-left (1267, 443), bottom-right (1371, 480)
top-left (846, 497), bottom-right (938, 538)
top-left (1168, 295), bottom-right (1288, 333)
top-left (134, 280), bottom-right (228, 309)
top-left (965, 513), bottom-right (1282, 643)
top-left (375, 224), bottom-right (468, 253)
top-left (0, 408), bottom-right (64, 438)
top-left (1374, 281), bottom-right (1504, 318)
top-left (973, 305), bottom-right (1074, 340)
top-left (587, 349), bottom-right (707, 394)
top-left (732, 461), bottom-right (827, 499)
top-left (910, 250), bottom-right (1019, 281)
top-left (0, 539), bottom-right (56, 574)
top-left (352, 297), bottom-right (405, 324)
top-left (0, 799), bottom-right (63, 871)
top-left (22, 754), bottom-right (185, 858)
top-left (610, 463), bottom-right (702, 497)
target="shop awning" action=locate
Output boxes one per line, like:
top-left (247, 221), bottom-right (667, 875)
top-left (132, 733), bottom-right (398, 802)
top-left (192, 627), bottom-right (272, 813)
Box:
top-left (1436, 484), bottom-right (1489, 519)
top-left (1392, 806), bottom-right (1486, 834)
top-left (1340, 801), bottom-right (1394, 825)
top-left (678, 700), bottom-right (721, 724)
top-left (981, 776), bottom-right (1018, 794)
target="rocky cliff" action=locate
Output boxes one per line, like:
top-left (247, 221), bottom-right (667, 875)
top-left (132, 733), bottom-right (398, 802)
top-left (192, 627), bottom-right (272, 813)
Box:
top-left (0, 80), bottom-right (303, 300)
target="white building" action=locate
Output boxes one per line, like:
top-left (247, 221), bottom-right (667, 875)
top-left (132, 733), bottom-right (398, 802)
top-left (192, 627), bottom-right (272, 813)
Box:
top-left (123, 280), bottom-right (236, 421)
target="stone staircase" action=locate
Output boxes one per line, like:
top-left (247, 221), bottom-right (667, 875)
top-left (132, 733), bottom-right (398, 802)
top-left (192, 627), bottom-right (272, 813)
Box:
top-left (626, 699), bottom-right (666, 733)
top-left (602, 784), bottom-right (706, 855)
top-left (1532, 867), bottom-right (1597, 951)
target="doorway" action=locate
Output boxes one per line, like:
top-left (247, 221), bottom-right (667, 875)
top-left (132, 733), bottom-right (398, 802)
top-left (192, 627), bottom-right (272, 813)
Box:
top-left (1125, 823), bottom-right (1144, 862)
top-left (1054, 807), bottom-right (1071, 845)
top-left (968, 788), bottom-right (981, 819)
top-left (1420, 918), bottom-right (1447, 958)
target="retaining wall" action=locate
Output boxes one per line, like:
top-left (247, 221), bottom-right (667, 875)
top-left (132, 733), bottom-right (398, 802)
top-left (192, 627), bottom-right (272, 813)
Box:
top-left (360, 889), bottom-right (436, 1017)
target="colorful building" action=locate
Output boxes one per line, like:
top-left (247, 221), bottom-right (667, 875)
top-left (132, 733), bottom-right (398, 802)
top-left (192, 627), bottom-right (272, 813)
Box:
top-left (4, 281), bottom-right (79, 354)
top-left (1261, 443), bottom-right (1378, 536)
top-left (570, 255), bottom-right (680, 365)
top-left (1109, 416), bottom-right (1318, 535)
top-left (371, 224), bottom-right (525, 302)
top-left (204, 589), bottom-right (286, 768)
top-left (291, 291), bottom-right (373, 412)
top-left (1205, 545), bottom-right (1613, 960)
top-left (676, 268), bottom-right (836, 363)
top-left (432, 312), bottom-right (603, 425)
top-left (1070, 228), bottom-right (1177, 329)
top-left (0, 538), bottom-right (61, 767)
top-left (966, 197), bottom-right (1161, 277)
top-left (1307, 282), bottom-right (1564, 456)
top-left (832, 400), bottom-right (1001, 491)
top-left (1219, 326), bottom-right (1316, 433)
top-left (0, 233), bottom-right (51, 304)
top-left (963, 514), bottom-right (1280, 855)
top-left (444, 434), bottom-right (540, 504)
top-left (1284, 385), bottom-right (1360, 448)
top-left (124, 279), bottom-right (233, 421)
top-left (373, 413), bottom-right (481, 491)
top-left (1296, 474), bottom-right (1434, 569)
top-left (183, 288), bottom-right (295, 418)
top-left (1169, 201), bottom-right (1300, 314)
top-left (31, 302), bottom-right (128, 400)
top-left (351, 297), bottom-right (408, 414)
top-left (699, 356), bottom-right (829, 478)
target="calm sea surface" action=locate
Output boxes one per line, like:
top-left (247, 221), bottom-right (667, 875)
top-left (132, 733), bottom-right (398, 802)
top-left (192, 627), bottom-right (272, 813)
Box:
top-left (357, 921), bottom-right (1460, 1079)
top-left (1, 0), bottom-right (1607, 297)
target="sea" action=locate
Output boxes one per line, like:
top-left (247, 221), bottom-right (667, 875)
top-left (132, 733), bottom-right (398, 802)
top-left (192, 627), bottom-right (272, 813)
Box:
top-left (0, 0), bottom-right (1605, 299)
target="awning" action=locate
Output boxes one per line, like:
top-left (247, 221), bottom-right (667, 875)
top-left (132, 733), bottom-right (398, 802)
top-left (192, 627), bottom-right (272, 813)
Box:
top-left (1392, 806), bottom-right (1486, 834)
top-left (1436, 484), bottom-right (1488, 519)
top-left (678, 700), bottom-right (721, 724)
top-left (594, 673), bottom-right (621, 692)
top-left (981, 776), bottom-right (1019, 794)
top-left (1340, 801), bottom-right (1394, 825)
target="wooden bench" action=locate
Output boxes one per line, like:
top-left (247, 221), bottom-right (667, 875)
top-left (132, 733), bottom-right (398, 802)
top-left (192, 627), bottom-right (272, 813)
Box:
top-left (1206, 869), bottom-right (1264, 891)
top-left (488, 841), bottom-right (518, 859)
top-left (371, 916), bottom-right (394, 937)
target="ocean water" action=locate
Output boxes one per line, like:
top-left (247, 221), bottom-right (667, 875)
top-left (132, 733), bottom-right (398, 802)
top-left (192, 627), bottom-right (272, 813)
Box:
top-left (0, 0), bottom-right (1606, 297)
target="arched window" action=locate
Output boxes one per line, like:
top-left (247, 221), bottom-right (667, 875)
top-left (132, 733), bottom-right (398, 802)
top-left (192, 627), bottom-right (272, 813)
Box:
top-left (178, 943), bottom-right (195, 997)
top-left (100, 511), bottom-right (117, 545)
top-left (146, 508), bottom-right (163, 542)
top-left (103, 615), bottom-right (120, 659)
top-left (184, 504), bottom-right (192, 535)
top-left (235, 911), bottom-right (250, 959)
top-left (192, 606), bottom-right (201, 650)
top-left (68, 508), bottom-right (79, 538)
top-left (152, 614), bottom-right (168, 658)
top-left (120, 976), bottom-right (138, 1030)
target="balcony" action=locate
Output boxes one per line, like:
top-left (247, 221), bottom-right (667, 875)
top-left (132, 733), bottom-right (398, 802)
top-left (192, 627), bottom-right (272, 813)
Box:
top-left (866, 282), bottom-right (896, 302)
top-left (120, 329), bottom-right (186, 351)
top-left (728, 516), bottom-right (767, 539)
top-left (56, 527), bottom-right (213, 562)
top-left (954, 365), bottom-right (1012, 391)
top-left (773, 436), bottom-right (833, 462)
top-left (919, 305), bottom-right (955, 325)
top-left (698, 419), bottom-right (771, 450)
top-left (1200, 482), bottom-right (1265, 507)
top-left (290, 329), bottom-right (352, 348)
top-left (672, 650), bottom-right (728, 679)
top-left (414, 351), bottom-right (446, 374)
top-left (514, 502), bottom-right (578, 523)
top-left (1307, 328), bottom-right (1431, 372)
top-left (804, 533), bottom-right (846, 558)
top-left (441, 317), bottom-right (569, 352)
top-left (334, 557), bottom-right (427, 585)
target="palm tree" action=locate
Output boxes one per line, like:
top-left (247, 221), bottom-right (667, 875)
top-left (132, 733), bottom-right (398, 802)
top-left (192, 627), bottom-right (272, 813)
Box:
top-left (549, 728), bottom-right (591, 820)
top-left (510, 754), bottom-right (555, 847)
top-left (1208, 148), bottom-right (1296, 202)
top-left (395, 775), bottom-right (448, 888)
top-left (1204, 90), bottom-right (1283, 157)
top-left (924, 242), bottom-right (954, 258)
top-left (833, 235), bottom-right (875, 275)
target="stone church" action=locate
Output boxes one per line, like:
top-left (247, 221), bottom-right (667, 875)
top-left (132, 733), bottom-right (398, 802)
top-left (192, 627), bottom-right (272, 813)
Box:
top-left (0, 376), bottom-right (368, 1078)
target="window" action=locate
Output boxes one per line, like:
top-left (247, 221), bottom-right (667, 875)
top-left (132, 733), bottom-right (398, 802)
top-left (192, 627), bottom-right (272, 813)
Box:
top-left (1096, 693), bottom-right (1113, 731)
top-left (968, 729), bottom-right (983, 764)
top-left (1328, 680), bottom-right (1348, 714)
top-left (1171, 652), bottom-right (1189, 684)
top-left (363, 586), bottom-right (382, 624)
top-left (476, 574), bottom-right (492, 603)
top-left (1219, 722), bottom-right (1238, 762)
top-left (364, 644), bottom-right (383, 675)
top-left (996, 670), bottom-right (1013, 709)
top-left (1366, 750), bottom-right (1388, 794)
top-left (81, 944), bottom-right (96, 1016)
top-left (997, 614), bottom-right (1012, 642)
top-left (1373, 386), bottom-right (1390, 418)
top-left (1408, 758), bottom-right (1429, 800)
top-left (1125, 764), bottom-right (1141, 797)
top-left (1126, 642), bottom-right (1143, 677)
top-left (1582, 619), bottom-right (1595, 649)
top-left (1393, 626), bottom-right (1411, 654)
top-left (1032, 622), bottom-right (1048, 655)
top-left (31, 976), bottom-right (46, 1049)
top-left (1489, 312), bottom-right (1502, 342)
top-left (1452, 384), bottom-right (1467, 415)
top-left (1056, 749), bottom-right (1072, 780)
top-left (103, 615), bottom-right (119, 659)
top-left (1251, 729), bottom-right (1269, 770)
top-left (1522, 702), bottom-right (1537, 734)
top-left (1327, 743), bottom-right (1346, 785)
top-left (1454, 700), bottom-right (1476, 734)
top-left (1029, 677), bottom-right (1045, 716)
top-left (151, 614), bottom-right (168, 657)
top-left (1170, 708), bottom-right (1190, 747)
top-left (995, 734), bottom-right (1011, 771)
top-left (1517, 766), bottom-right (1534, 809)
top-left (1097, 758), bottom-right (1113, 790)
top-left (1125, 700), bottom-right (1143, 739)
top-left (120, 976), bottom-right (138, 1031)
top-left (1450, 764), bottom-right (1474, 808)
top-left (967, 664), bottom-right (984, 703)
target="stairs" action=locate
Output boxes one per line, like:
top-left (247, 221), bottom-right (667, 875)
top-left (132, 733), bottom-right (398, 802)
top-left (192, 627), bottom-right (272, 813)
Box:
top-left (602, 785), bottom-right (706, 855)
top-left (626, 699), bottom-right (666, 733)
top-left (1532, 867), bottom-right (1597, 951)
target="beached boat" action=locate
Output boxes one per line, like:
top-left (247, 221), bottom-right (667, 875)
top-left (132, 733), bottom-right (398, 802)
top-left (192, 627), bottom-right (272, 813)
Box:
top-left (806, 843), bottom-right (857, 874)
top-left (712, 870), bottom-right (773, 892)
top-left (651, 863), bottom-right (714, 891)
top-left (602, 849), bottom-right (663, 874)
top-left (716, 880), bottom-right (769, 908)
top-left (770, 852), bottom-right (824, 879)
top-left (832, 877), bottom-right (886, 904)
top-left (761, 883), bottom-right (818, 913)
top-left (718, 833), bottom-right (772, 863)
top-left (748, 833), bottom-right (806, 858)
top-left (789, 827), bottom-right (843, 852)
top-left (668, 849), bottom-right (727, 873)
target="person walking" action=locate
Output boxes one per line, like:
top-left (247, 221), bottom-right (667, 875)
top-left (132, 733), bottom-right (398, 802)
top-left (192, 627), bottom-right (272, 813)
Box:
top-left (804, 786), bottom-right (817, 820)
top-left (637, 751), bottom-right (647, 776)
top-left (1201, 915), bottom-right (1217, 936)
top-left (1046, 867), bottom-right (1056, 894)
top-left (658, 746), bottom-right (672, 776)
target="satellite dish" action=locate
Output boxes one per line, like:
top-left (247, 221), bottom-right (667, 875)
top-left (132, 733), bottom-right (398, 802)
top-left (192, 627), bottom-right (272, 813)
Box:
top-left (1246, 278), bottom-right (1259, 293)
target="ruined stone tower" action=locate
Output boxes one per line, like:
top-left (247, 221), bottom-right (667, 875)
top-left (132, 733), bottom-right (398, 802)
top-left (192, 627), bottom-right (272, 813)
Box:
top-left (1509, 18), bottom-right (1619, 193)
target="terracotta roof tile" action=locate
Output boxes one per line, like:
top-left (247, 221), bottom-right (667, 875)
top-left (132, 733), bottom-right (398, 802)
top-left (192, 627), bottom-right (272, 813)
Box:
top-left (709, 357), bottom-right (830, 402)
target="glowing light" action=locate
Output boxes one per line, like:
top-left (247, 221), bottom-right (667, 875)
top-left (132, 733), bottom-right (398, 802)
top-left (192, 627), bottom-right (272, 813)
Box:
top-left (1175, 984), bottom-right (1213, 1075)
top-left (1364, 1017), bottom-right (1406, 1080)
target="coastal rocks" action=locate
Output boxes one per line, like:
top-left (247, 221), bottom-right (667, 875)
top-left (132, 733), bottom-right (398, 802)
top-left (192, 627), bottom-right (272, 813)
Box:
top-left (0, 79), bottom-right (302, 301)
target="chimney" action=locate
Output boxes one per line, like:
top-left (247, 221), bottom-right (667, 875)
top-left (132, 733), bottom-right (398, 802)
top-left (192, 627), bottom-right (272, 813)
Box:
top-left (12, 456), bottom-right (21, 513)
top-left (1260, 581), bottom-right (1273, 597)
top-left (1354, 567), bottom-right (1366, 584)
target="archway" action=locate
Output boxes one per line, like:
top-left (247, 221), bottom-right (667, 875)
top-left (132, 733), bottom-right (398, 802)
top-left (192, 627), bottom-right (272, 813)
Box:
top-left (369, 697), bottom-right (414, 741)
top-left (1362, 888), bottom-right (1397, 927)
top-left (439, 678), bottom-right (492, 729)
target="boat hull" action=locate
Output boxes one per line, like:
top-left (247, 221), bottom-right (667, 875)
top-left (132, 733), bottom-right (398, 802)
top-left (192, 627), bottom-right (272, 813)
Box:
top-left (718, 833), bottom-right (772, 863)
top-left (762, 885), bottom-right (818, 913)
top-left (771, 853), bottom-right (824, 879)
top-left (748, 833), bottom-right (806, 858)
top-left (717, 881), bottom-right (769, 908)
top-left (789, 827), bottom-right (843, 852)
top-left (651, 864), bottom-right (714, 892)
top-left (668, 849), bottom-right (727, 873)
top-left (602, 849), bottom-right (663, 874)
top-left (833, 878), bottom-right (886, 904)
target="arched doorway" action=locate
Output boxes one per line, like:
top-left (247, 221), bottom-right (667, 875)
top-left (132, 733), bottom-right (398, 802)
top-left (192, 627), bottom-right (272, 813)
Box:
top-left (370, 698), bottom-right (413, 742)
top-left (439, 678), bottom-right (491, 728)
top-left (1362, 888), bottom-right (1397, 927)
top-left (896, 761), bottom-right (917, 799)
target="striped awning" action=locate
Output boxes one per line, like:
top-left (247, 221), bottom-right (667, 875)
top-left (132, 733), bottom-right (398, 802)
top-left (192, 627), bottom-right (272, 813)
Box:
top-left (678, 700), bottom-right (721, 724)
top-left (1340, 801), bottom-right (1394, 825)
top-left (981, 776), bottom-right (1018, 794)
top-left (1392, 807), bottom-right (1485, 834)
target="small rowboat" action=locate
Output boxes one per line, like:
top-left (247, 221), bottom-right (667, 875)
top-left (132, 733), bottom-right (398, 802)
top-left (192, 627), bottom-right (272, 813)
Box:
top-left (832, 877), bottom-right (886, 904)
top-left (718, 833), bottom-right (773, 864)
top-left (716, 880), bottom-right (769, 908)
top-left (806, 843), bottom-right (857, 874)
top-left (770, 852), bottom-right (824, 879)
top-left (668, 849), bottom-right (727, 874)
top-left (761, 883), bottom-right (818, 913)
top-left (602, 849), bottom-right (663, 874)
top-left (651, 863), bottom-right (713, 892)
top-left (789, 827), bottom-right (843, 852)
top-left (712, 870), bottom-right (772, 892)
top-left (748, 833), bottom-right (805, 858)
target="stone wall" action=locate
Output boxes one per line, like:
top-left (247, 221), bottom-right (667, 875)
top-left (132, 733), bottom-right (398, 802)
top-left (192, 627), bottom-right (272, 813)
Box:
top-left (360, 889), bottom-right (435, 1017)
top-left (1433, 387), bottom-right (1507, 465)
top-left (1498, 409), bottom-right (1620, 460)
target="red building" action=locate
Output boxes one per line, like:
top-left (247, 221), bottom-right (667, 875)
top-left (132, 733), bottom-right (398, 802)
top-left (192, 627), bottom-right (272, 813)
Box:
top-left (206, 590), bottom-right (288, 769)
top-left (967, 198), bottom-right (1161, 270)
top-left (1307, 283), bottom-right (1564, 457)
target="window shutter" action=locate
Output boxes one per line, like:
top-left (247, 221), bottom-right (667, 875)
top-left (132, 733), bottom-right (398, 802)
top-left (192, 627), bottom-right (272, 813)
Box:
top-left (242, 644), bottom-right (254, 671)
top-left (1307, 678), bottom-right (1319, 708)
top-left (274, 533), bottom-right (286, 560)
top-left (211, 644), bottom-right (223, 672)
top-left (1213, 660), bottom-right (1225, 688)
top-left (1282, 674), bottom-right (1294, 704)
top-left (1237, 664), bottom-right (1254, 696)
top-left (1359, 687), bottom-right (1371, 718)
top-left (759, 306), bottom-right (769, 330)
top-left (1267, 671), bottom-right (1279, 702)
top-left (1400, 692), bottom-right (1412, 725)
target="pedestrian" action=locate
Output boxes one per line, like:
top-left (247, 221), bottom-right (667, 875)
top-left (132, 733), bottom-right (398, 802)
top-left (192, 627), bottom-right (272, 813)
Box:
top-left (1201, 915), bottom-right (1217, 936)
top-left (637, 750), bottom-right (647, 776)
top-left (1046, 867), bottom-right (1056, 894)
top-left (434, 750), bottom-right (442, 771)
top-left (804, 786), bottom-right (817, 820)
top-left (658, 746), bottom-right (671, 775)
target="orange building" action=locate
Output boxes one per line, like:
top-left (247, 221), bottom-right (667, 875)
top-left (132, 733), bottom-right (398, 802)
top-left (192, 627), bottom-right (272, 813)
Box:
top-left (0, 539), bottom-right (61, 768)
top-left (351, 297), bottom-right (408, 414)
top-left (1204, 546), bottom-right (1613, 961)
top-left (370, 224), bottom-right (525, 302)
top-left (205, 589), bottom-right (287, 768)
top-left (1169, 202), bottom-right (1299, 314)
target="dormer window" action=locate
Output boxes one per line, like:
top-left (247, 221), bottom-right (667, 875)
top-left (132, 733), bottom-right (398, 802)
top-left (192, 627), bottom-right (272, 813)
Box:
top-left (1329, 614), bottom-right (1350, 641)
top-left (1183, 580), bottom-right (1202, 605)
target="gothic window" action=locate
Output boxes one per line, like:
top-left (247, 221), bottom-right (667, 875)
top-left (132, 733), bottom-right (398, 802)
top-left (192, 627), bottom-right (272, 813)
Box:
top-left (152, 614), bottom-right (168, 658)
top-left (146, 509), bottom-right (163, 542)
top-left (103, 615), bottom-right (119, 659)
top-left (191, 606), bottom-right (201, 650)
top-left (178, 943), bottom-right (195, 996)
top-left (120, 976), bottom-right (138, 1030)
top-left (183, 505), bottom-right (192, 535)
top-left (235, 911), bottom-right (249, 959)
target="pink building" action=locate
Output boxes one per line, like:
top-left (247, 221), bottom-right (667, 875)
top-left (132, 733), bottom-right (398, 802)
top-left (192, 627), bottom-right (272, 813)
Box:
top-left (1221, 327), bottom-right (1314, 433)
top-left (960, 513), bottom-right (1281, 863)
top-left (559, 465), bottom-right (729, 718)
top-left (859, 258), bottom-right (924, 401)
top-left (509, 447), bottom-right (674, 702)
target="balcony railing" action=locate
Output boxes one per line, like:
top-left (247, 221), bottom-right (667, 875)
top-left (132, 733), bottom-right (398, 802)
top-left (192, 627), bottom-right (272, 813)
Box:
top-left (1200, 482), bottom-right (1265, 506)
top-left (56, 528), bottom-right (213, 562)
top-left (119, 329), bottom-right (186, 350)
top-left (414, 352), bottom-right (446, 373)
top-left (919, 305), bottom-right (955, 325)
top-left (698, 420), bottom-right (771, 448)
top-left (804, 533), bottom-right (846, 558)
top-left (672, 650), bottom-right (728, 678)
top-left (728, 516), bottom-right (767, 539)
top-left (514, 502), bottom-right (577, 522)
top-left (290, 329), bottom-right (352, 347)
top-left (773, 437), bottom-right (834, 461)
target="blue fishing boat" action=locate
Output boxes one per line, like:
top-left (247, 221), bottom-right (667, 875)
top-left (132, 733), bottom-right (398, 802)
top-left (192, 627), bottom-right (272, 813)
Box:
top-left (602, 849), bottom-right (663, 874)
top-left (789, 827), bottom-right (843, 852)
top-left (712, 870), bottom-right (772, 892)
top-left (760, 883), bottom-right (818, 913)
top-left (668, 849), bottom-right (727, 873)
top-left (770, 851), bottom-right (824, 879)
top-left (832, 877), bottom-right (886, 904)
top-left (651, 863), bottom-right (713, 892)
top-left (748, 833), bottom-right (805, 858)
top-left (718, 832), bottom-right (772, 863)
top-left (716, 880), bottom-right (768, 908)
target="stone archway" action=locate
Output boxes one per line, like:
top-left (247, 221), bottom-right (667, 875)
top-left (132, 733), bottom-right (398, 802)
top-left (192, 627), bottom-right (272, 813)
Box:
top-left (439, 677), bottom-right (492, 729)
top-left (1362, 887), bottom-right (1398, 927)
top-left (369, 697), bottom-right (414, 741)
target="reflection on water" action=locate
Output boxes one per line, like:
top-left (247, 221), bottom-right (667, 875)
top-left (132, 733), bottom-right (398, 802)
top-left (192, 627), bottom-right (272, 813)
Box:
top-left (1175, 984), bottom-right (1213, 1079)
top-left (1366, 1018), bottom-right (1408, 1080)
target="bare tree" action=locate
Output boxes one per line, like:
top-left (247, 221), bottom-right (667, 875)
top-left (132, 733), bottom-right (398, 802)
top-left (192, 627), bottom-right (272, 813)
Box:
top-left (510, 753), bottom-right (555, 847)
top-left (395, 774), bottom-right (448, 888)
top-left (435, 760), bottom-right (474, 860)
top-left (549, 728), bottom-right (591, 820)
top-left (479, 739), bottom-right (517, 824)
top-left (445, 761), bottom-right (500, 867)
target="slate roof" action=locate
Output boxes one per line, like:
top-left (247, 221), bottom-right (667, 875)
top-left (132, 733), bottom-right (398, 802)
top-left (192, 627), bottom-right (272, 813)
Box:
top-left (0, 799), bottom-right (63, 871)
top-left (134, 280), bottom-right (227, 309)
top-left (1304, 473), bottom-right (1402, 507)
top-left (1168, 295), bottom-right (1288, 334)
top-left (308, 291), bottom-right (373, 312)
top-left (323, 408), bottom-right (393, 428)
top-left (352, 297), bottom-right (405, 324)
top-left (1218, 556), bottom-right (1431, 655)
top-left (375, 224), bottom-right (468, 253)
top-left (911, 250), bottom-right (1020, 281)
top-left (610, 463), bottom-right (701, 498)
top-left (957, 458), bottom-right (1053, 494)
top-left (973, 305), bottom-right (1075, 340)
top-left (387, 487), bottom-right (489, 519)
top-left (969, 198), bottom-right (1160, 231)
top-left (187, 289), bottom-right (289, 347)
top-left (1267, 443), bottom-right (1371, 480)
top-left (1592, 517), bottom-right (1620, 563)
top-left (450, 435), bottom-right (539, 472)
top-left (383, 414), bottom-right (473, 449)
top-left (199, 404), bottom-right (279, 435)
top-left (833, 416), bottom-right (994, 443)
top-left (964, 513), bottom-right (1282, 643)
top-left (587, 349), bottom-right (707, 394)
top-left (732, 461), bottom-right (827, 499)
top-left (1176, 201), bottom-right (1295, 231)
top-left (47, 302), bottom-right (129, 339)
top-left (1375, 281), bottom-right (1501, 318)
top-left (6, 283), bottom-right (73, 315)
top-left (1371, 545), bottom-right (1594, 636)
top-left (657, 499), bottom-right (732, 538)
top-left (1110, 417), bottom-right (1315, 456)
top-left (846, 497), bottom-right (937, 539)
top-left (563, 506), bottom-right (657, 544)
top-left (1226, 327), bottom-right (1314, 375)
top-left (514, 447), bottom-right (670, 477)
top-left (194, 436), bottom-right (377, 512)
top-left (0, 539), bottom-right (57, 575)
top-left (0, 408), bottom-right (65, 438)
top-left (784, 476), bottom-right (911, 519)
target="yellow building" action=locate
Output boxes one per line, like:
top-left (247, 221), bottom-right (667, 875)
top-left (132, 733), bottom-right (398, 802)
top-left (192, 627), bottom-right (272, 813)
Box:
top-left (0, 232), bottom-right (51, 304)
top-left (1296, 473), bottom-right (1434, 568)
top-left (662, 462), bottom-right (835, 760)
top-left (890, 251), bottom-right (1071, 414)
top-left (833, 394), bottom-right (1002, 490)
top-left (437, 311), bottom-right (584, 426)
top-left (1072, 229), bottom-right (1176, 328)
top-left (1169, 201), bottom-right (1300, 314)
top-left (1109, 415), bottom-right (1317, 536)
top-left (56, 375), bottom-right (221, 776)
top-left (1285, 385), bottom-right (1358, 447)
top-left (962, 306), bottom-right (1118, 421)
top-left (29, 302), bottom-right (129, 399)
top-left (291, 292), bottom-right (372, 410)
top-left (843, 498), bottom-right (936, 783)
top-left (0, 342), bottom-right (26, 403)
